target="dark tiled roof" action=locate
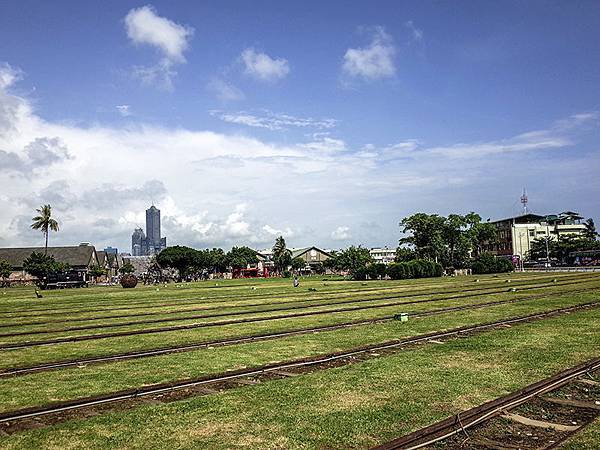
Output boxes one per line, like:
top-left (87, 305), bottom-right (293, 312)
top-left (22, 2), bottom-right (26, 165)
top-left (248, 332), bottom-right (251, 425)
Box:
top-left (291, 247), bottom-right (332, 258)
top-left (0, 245), bottom-right (98, 269)
top-left (96, 251), bottom-right (107, 265)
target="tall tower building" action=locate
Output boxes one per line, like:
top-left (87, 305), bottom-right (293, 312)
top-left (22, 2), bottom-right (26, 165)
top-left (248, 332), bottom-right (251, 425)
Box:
top-left (130, 205), bottom-right (167, 256)
top-left (131, 227), bottom-right (146, 256)
top-left (146, 205), bottom-right (161, 246)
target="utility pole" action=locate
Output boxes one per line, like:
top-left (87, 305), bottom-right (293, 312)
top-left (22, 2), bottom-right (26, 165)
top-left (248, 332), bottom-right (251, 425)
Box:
top-left (545, 216), bottom-right (551, 271)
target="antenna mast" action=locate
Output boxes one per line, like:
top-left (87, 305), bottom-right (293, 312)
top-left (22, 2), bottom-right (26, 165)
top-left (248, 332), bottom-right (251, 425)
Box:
top-left (520, 188), bottom-right (528, 214)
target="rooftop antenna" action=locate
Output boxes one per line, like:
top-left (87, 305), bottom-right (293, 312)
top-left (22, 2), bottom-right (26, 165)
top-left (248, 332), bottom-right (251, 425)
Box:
top-left (520, 188), bottom-right (528, 214)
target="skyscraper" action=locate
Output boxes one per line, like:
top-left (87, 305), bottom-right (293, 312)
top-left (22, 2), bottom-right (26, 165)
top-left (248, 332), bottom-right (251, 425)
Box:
top-left (146, 206), bottom-right (161, 246)
top-left (131, 205), bottom-right (167, 256)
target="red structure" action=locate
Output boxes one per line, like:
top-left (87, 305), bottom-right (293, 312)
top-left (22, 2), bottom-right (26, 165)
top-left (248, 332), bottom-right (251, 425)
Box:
top-left (232, 267), bottom-right (270, 278)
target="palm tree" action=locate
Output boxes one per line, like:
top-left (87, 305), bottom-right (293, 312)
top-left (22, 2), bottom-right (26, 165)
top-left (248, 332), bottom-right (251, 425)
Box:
top-left (31, 205), bottom-right (59, 254)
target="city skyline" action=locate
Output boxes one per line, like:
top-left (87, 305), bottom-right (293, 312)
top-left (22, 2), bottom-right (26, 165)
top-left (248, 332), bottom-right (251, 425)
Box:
top-left (131, 205), bottom-right (167, 256)
top-left (1, 1), bottom-right (599, 252)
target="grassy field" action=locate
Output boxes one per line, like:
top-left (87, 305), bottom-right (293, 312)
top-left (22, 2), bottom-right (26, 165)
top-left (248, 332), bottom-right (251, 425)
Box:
top-left (0, 272), bottom-right (599, 449)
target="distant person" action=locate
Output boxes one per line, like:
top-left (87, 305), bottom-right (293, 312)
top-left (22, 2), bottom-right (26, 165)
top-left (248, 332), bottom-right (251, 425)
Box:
top-left (293, 276), bottom-right (299, 288)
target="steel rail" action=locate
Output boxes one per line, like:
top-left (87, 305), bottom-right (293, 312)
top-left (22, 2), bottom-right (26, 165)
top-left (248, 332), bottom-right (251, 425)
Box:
top-left (0, 278), bottom-right (595, 347)
top-left (0, 273), bottom-right (590, 319)
top-left (1, 274), bottom-right (593, 329)
top-left (372, 357), bottom-right (600, 450)
top-left (5, 292), bottom-right (596, 377)
top-left (0, 301), bottom-right (597, 426)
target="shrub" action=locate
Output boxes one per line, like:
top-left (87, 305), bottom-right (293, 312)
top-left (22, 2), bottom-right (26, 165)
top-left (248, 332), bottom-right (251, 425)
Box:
top-left (471, 253), bottom-right (514, 274)
top-left (387, 260), bottom-right (442, 280)
top-left (120, 274), bottom-right (138, 288)
top-left (373, 263), bottom-right (387, 278)
top-left (282, 270), bottom-right (291, 278)
top-left (387, 263), bottom-right (404, 280)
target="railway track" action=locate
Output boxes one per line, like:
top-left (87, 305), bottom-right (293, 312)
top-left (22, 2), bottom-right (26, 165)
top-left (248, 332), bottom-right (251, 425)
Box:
top-left (5, 292), bottom-right (597, 378)
top-left (1, 274), bottom-right (594, 330)
top-left (372, 358), bottom-right (600, 450)
top-left (0, 273), bottom-right (590, 320)
top-left (0, 277), bottom-right (596, 348)
top-left (0, 301), bottom-right (597, 433)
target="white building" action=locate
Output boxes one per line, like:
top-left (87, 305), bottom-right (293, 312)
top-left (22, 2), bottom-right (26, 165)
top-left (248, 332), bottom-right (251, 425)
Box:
top-left (370, 247), bottom-right (397, 264)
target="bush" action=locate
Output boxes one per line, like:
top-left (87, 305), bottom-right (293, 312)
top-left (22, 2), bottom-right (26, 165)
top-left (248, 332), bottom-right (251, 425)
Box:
top-left (282, 270), bottom-right (291, 278)
top-left (373, 263), bottom-right (387, 278)
top-left (471, 253), bottom-right (514, 274)
top-left (120, 274), bottom-right (138, 288)
top-left (387, 260), bottom-right (442, 280)
top-left (387, 263), bottom-right (404, 280)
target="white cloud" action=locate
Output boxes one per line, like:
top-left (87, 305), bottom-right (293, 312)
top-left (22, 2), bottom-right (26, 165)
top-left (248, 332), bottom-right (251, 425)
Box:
top-left (299, 136), bottom-right (346, 153)
top-left (331, 226), bottom-right (351, 241)
top-left (405, 21), bottom-right (423, 42)
top-left (116, 105), bottom-right (132, 117)
top-left (342, 27), bottom-right (396, 80)
top-left (211, 110), bottom-right (337, 131)
top-left (207, 78), bottom-right (245, 102)
top-left (0, 63), bottom-right (22, 90)
top-left (124, 5), bottom-right (193, 89)
top-left (1, 62), bottom-right (598, 251)
top-left (125, 5), bottom-right (193, 63)
top-left (240, 48), bottom-right (290, 82)
top-left (262, 224), bottom-right (294, 237)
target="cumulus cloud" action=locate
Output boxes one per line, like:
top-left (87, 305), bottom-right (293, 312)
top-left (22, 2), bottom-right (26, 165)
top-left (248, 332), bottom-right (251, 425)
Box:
top-left (124, 5), bottom-right (194, 89)
top-left (240, 48), bottom-right (290, 82)
top-left (210, 110), bottom-right (337, 131)
top-left (1, 137), bottom-right (72, 177)
top-left (1, 62), bottom-right (598, 251)
top-left (342, 27), bottom-right (396, 80)
top-left (331, 226), bottom-right (351, 241)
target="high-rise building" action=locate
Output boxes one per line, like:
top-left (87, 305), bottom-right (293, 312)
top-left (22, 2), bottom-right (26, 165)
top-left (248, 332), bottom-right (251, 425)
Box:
top-left (131, 205), bottom-right (167, 256)
top-left (146, 206), bottom-right (161, 246)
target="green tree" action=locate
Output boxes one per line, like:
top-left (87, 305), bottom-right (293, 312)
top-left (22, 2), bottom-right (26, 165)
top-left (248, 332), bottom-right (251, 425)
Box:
top-left (399, 213), bottom-right (446, 262)
top-left (336, 246), bottom-right (373, 279)
top-left (323, 251), bottom-right (340, 272)
top-left (226, 246), bottom-right (259, 270)
top-left (205, 248), bottom-right (227, 273)
top-left (30, 205), bottom-right (59, 255)
top-left (394, 247), bottom-right (415, 263)
top-left (89, 265), bottom-right (106, 279)
top-left (291, 256), bottom-right (305, 272)
top-left (22, 252), bottom-right (63, 285)
top-left (119, 262), bottom-right (135, 275)
top-left (584, 218), bottom-right (598, 241)
top-left (272, 236), bottom-right (292, 274)
top-left (156, 246), bottom-right (200, 280)
top-left (529, 235), bottom-right (600, 263)
top-left (0, 259), bottom-right (11, 287)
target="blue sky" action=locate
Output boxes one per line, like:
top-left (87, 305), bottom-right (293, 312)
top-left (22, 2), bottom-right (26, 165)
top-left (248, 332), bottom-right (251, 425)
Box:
top-left (0, 1), bottom-right (599, 252)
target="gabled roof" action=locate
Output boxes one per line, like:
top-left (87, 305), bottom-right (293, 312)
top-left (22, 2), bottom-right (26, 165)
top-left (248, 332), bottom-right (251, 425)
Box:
top-left (0, 245), bottom-right (98, 269)
top-left (290, 246), bottom-right (332, 258)
top-left (96, 251), bottom-right (107, 265)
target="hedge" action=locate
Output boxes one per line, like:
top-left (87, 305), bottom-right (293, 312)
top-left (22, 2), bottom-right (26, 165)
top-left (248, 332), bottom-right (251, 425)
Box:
top-left (387, 259), bottom-right (443, 280)
top-left (471, 253), bottom-right (514, 274)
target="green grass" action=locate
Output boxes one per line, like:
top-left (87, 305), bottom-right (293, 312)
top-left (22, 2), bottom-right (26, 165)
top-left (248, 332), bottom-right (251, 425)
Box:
top-left (0, 289), bottom-right (597, 413)
top-left (1, 280), bottom-right (597, 370)
top-left (560, 419), bottom-right (600, 449)
top-left (1, 301), bottom-right (598, 449)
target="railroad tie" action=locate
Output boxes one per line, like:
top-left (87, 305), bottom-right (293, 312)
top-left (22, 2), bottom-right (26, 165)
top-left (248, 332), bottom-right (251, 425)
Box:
top-left (541, 397), bottom-right (600, 411)
top-left (501, 412), bottom-right (580, 432)
top-left (574, 378), bottom-right (600, 387)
